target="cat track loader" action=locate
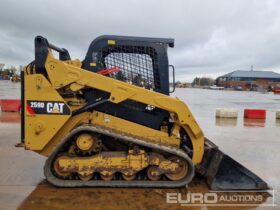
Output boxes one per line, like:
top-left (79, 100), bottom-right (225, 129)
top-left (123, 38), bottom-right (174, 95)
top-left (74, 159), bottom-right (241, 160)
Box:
top-left (19, 35), bottom-right (268, 189)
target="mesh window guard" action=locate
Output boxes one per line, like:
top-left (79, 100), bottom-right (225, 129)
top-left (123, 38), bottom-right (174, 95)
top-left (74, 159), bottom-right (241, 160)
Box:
top-left (101, 46), bottom-right (160, 90)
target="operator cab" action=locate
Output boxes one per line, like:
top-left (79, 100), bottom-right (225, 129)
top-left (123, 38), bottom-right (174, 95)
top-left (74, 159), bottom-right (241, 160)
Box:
top-left (82, 35), bottom-right (174, 95)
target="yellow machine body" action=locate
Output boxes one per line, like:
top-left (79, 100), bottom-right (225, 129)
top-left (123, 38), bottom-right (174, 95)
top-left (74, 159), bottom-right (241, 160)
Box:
top-left (24, 50), bottom-right (204, 164)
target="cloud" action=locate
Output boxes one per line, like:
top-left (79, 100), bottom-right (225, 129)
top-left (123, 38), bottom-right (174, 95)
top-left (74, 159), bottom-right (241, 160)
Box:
top-left (1, 0), bottom-right (280, 81)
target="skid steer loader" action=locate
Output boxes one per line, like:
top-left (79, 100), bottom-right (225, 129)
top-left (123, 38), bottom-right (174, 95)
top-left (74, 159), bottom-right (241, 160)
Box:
top-left (19, 35), bottom-right (268, 189)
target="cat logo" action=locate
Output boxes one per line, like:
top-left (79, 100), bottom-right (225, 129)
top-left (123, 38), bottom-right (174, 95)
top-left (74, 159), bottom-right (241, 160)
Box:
top-left (27, 100), bottom-right (71, 115)
top-left (46, 102), bottom-right (65, 114)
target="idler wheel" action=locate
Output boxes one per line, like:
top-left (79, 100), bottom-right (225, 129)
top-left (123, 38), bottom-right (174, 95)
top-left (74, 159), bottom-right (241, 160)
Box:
top-left (100, 173), bottom-right (114, 181)
top-left (122, 173), bottom-right (136, 181)
top-left (147, 166), bottom-right (161, 181)
top-left (53, 154), bottom-right (71, 178)
top-left (165, 156), bottom-right (188, 181)
top-left (79, 173), bottom-right (93, 181)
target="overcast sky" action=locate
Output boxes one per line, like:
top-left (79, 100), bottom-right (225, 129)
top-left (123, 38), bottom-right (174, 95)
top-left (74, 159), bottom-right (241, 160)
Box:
top-left (1, 0), bottom-right (280, 81)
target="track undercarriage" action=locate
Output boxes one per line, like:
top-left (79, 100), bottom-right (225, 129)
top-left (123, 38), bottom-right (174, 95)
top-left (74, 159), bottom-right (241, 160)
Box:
top-left (45, 125), bottom-right (195, 187)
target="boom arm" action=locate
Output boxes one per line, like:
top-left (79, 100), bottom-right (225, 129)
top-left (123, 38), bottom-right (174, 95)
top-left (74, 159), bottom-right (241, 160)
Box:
top-left (42, 50), bottom-right (204, 164)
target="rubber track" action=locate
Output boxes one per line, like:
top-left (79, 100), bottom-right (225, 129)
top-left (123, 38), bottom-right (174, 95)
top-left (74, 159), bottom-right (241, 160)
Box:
top-left (44, 125), bottom-right (195, 188)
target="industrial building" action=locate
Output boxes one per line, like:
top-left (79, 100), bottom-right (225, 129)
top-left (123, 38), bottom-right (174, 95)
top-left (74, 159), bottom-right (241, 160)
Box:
top-left (216, 70), bottom-right (280, 90)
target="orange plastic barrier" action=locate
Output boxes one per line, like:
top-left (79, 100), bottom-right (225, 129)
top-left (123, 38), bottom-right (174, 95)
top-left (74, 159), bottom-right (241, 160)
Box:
top-left (274, 87), bottom-right (280, 94)
top-left (0, 99), bottom-right (21, 112)
top-left (244, 109), bottom-right (266, 119)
